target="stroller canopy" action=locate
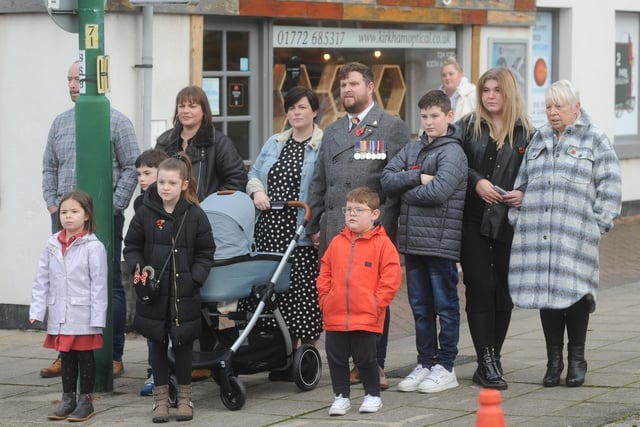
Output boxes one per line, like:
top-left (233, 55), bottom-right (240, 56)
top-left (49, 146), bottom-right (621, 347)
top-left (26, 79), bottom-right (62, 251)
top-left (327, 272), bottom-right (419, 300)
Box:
top-left (201, 191), bottom-right (256, 259)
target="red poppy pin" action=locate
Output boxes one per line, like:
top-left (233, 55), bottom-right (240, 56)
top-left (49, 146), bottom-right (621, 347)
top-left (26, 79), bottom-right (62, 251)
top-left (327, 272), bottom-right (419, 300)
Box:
top-left (569, 148), bottom-right (577, 156)
top-left (409, 165), bottom-right (421, 170)
top-left (518, 147), bottom-right (525, 154)
top-left (355, 127), bottom-right (364, 137)
top-left (156, 219), bottom-right (165, 230)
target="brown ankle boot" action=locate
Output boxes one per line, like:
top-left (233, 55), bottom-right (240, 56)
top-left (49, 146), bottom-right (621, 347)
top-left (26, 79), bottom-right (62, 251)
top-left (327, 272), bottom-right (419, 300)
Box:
top-left (152, 384), bottom-right (170, 423)
top-left (40, 357), bottom-right (62, 378)
top-left (176, 384), bottom-right (193, 421)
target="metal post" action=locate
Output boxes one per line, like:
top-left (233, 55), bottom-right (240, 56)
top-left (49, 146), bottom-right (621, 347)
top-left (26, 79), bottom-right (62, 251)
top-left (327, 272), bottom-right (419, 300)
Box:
top-left (76, 0), bottom-right (113, 392)
top-left (141, 5), bottom-right (154, 149)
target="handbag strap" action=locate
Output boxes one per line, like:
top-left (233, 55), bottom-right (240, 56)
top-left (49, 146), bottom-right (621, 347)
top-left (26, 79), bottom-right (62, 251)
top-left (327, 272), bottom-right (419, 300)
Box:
top-left (155, 208), bottom-right (188, 282)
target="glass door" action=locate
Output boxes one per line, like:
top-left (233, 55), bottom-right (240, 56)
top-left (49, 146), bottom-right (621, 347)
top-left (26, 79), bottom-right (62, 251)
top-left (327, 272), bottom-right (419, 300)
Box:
top-left (203, 19), bottom-right (260, 161)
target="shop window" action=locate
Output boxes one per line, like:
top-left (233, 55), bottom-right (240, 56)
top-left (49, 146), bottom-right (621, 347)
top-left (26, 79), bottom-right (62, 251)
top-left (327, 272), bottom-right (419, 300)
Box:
top-left (203, 22), bottom-right (256, 161)
top-left (273, 50), bottom-right (407, 131)
top-left (530, 11), bottom-right (554, 128)
top-left (227, 32), bottom-right (250, 72)
top-left (204, 31), bottom-right (222, 72)
top-left (615, 12), bottom-right (640, 137)
top-left (226, 121), bottom-right (250, 159)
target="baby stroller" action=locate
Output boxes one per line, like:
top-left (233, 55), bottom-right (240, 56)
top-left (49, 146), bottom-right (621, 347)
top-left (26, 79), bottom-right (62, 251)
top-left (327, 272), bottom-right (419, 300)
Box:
top-left (168, 191), bottom-right (322, 410)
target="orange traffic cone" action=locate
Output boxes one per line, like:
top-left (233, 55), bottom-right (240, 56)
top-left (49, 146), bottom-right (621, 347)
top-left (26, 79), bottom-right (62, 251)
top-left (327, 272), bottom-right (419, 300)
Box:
top-left (476, 388), bottom-right (505, 427)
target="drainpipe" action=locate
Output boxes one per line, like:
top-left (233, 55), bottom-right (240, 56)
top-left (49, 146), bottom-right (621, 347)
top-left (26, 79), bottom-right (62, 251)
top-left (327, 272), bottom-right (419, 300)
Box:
top-left (141, 5), bottom-right (153, 149)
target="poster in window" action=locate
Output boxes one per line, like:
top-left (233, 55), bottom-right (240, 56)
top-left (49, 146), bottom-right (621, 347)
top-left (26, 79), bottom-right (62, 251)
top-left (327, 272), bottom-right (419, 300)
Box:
top-left (203, 77), bottom-right (220, 116)
top-left (489, 39), bottom-right (528, 104)
top-left (615, 13), bottom-right (639, 135)
top-left (229, 82), bottom-right (245, 108)
top-left (531, 12), bottom-right (553, 128)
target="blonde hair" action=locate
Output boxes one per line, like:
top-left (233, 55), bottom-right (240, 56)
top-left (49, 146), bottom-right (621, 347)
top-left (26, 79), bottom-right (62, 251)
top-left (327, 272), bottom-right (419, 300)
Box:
top-left (546, 80), bottom-right (580, 107)
top-left (441, 57), bottom-right (463, 74)
top-left (473, 67), bottom-right (533, 149)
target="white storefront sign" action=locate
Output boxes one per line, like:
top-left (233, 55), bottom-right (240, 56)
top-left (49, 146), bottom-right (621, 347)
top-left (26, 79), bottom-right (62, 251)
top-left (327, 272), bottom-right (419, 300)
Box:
top-left (273, 25), bottom-right (456, 49)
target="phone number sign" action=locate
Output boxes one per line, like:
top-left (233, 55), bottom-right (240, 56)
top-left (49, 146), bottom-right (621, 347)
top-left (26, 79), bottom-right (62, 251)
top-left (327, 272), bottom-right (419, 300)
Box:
top-left (273, 26), bottom-right (455, 49)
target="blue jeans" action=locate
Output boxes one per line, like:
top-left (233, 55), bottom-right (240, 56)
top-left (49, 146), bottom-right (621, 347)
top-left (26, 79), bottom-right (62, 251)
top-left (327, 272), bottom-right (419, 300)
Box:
top-left (51, 211), bottom-right (126, 361)
top-left (405, 254), bottom-right (460, 371)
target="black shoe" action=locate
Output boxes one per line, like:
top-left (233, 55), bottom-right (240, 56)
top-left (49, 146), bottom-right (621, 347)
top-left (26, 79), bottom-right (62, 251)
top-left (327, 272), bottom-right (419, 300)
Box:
top-left (473, 347), bottom-right (508, 390)
top-left (543, 344), bottom-right (564, 387)
top-left (47, 392), bottom-right (76, 420)
top-left (67, 394), bottom-right (95, 422)
top-left (566, 345), bottom-right (587, 387)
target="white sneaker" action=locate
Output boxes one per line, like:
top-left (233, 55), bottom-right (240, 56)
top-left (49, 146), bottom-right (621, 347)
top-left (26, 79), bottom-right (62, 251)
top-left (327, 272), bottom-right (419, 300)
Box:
top-left (418, 364), bottom-right (459, 393)
top-left (328, 394), bottom-right (351, 416)
top-left (359, 394), bottom-right (382, 413)
top-left (397, 364), bottom-right (431, 392)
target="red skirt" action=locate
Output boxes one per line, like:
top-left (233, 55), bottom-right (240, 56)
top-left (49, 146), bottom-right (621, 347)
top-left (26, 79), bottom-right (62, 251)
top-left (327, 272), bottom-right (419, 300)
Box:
top-left (43, 334), bottom-right (103, 352)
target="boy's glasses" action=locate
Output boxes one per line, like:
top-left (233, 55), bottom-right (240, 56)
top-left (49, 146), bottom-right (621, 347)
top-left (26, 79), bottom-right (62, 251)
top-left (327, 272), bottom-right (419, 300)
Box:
top-left (341, 207), bottom-right (371, 216)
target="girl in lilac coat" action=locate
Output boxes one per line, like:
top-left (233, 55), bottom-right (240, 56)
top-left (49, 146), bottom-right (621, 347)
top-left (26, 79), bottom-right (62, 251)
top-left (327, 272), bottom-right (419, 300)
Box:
top-left (30, 191), bottom-right (108, 422)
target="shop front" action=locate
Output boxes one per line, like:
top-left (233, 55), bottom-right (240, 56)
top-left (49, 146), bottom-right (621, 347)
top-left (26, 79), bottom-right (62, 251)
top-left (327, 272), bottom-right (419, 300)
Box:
top-left (200, 17), bottom-right (463, 160)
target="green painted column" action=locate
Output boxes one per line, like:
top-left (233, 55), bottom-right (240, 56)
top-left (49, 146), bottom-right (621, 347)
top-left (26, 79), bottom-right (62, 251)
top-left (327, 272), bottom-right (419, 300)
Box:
top-left (76, 0), bottom-right (113, 392)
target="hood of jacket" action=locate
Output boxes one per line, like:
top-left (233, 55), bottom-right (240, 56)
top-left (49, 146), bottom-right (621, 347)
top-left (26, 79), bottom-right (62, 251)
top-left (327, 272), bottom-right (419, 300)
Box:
top-left (418, 123), bottom-right (463, 151)
top-left (337, 223), bottom-right (385, 242)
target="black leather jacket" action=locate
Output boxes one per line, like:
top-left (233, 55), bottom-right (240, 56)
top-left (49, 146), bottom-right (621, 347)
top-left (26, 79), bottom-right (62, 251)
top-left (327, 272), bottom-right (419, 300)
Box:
top-left (156, 124), bottom-right (248, 201)
top-left (459, 114), bottom-right (532, 242)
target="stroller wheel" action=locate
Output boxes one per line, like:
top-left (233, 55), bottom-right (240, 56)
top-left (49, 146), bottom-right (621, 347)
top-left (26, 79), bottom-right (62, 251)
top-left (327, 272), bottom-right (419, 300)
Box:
top-left (220, 376), bottom-right (246, 411)
top-left (168, 374), bottom-right (178, 408)
top-left (293, 344), bottom-right (322, 391)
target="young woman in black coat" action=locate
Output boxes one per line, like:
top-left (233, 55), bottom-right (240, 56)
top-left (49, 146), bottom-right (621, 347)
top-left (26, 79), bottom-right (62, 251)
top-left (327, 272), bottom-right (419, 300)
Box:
top-left (124, 154), bottom-right (214, 423)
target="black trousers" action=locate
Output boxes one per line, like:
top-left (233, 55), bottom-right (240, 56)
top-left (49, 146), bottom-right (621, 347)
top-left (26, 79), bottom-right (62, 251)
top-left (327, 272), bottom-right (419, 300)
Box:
top-left (325, 330), bottom-right (380, 398)
top-left (150, 339), bottom-right (193, 386)
top-left (540, 296), bottom-right (590, 347)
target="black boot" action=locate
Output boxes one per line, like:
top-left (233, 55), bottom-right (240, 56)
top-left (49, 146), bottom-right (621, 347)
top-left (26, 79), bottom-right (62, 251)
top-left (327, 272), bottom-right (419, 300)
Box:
top-left (566, 345), bottom-right (587, 387)
top-left (472, 347), bottom-right (508, 390)
top-left (67, 393), bottom-right (95, 422)
top-left (47, 392), bottom-right (76, 420)
top-left (494, 354), bottom-right (503, 376)
top-left (543, 344), bottom-right (564, 387)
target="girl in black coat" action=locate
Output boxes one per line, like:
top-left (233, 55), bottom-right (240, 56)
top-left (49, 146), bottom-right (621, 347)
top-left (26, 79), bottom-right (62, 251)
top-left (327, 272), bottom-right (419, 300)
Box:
top-left (124, 154), bottom-right (215, 422)
top-left (458, 67), bottom-right (533, 391)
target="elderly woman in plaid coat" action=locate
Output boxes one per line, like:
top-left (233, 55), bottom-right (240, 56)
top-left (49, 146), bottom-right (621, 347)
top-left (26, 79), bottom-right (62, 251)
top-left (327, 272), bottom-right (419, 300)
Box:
top-left (508, 80), bottom-right (621, 388)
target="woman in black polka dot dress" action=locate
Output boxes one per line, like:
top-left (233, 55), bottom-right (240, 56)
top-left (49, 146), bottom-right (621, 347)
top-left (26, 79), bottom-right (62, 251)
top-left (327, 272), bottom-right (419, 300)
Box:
top-left (245, 87), bottom-right (323, 355)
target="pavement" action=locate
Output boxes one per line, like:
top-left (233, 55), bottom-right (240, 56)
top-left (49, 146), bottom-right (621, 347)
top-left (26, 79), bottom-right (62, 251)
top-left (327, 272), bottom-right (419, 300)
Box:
top-left (1, 217), bottom-right (639, 426)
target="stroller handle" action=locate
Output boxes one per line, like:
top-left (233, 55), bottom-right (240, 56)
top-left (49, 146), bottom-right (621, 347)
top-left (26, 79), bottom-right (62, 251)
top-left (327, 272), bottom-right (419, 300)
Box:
top-left (271, 200), bottom-right (311, 223)
top-left (216, 190), bottom-right (237, 195)
top-left (287, 201), bottom-right (311, 223)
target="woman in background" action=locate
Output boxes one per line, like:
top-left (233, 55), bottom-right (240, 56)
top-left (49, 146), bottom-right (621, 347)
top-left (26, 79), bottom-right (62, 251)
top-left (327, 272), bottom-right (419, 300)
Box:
top-left (440, 57), bottom-right (476, 121)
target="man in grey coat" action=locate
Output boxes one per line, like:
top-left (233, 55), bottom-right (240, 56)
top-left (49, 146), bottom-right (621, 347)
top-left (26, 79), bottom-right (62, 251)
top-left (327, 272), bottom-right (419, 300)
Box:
top-left (41, 60), bottom-right (139, 379)
top-left (307, 62), bottom-right (410, 389)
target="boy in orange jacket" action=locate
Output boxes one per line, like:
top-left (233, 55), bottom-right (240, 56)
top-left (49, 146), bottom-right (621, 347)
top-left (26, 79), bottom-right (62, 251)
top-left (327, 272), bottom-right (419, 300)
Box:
top-left (317, 186), bottom-right (402, 416)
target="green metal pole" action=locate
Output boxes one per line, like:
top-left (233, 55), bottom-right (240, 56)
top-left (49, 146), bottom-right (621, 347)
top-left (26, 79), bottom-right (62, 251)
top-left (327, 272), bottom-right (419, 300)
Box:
top-left (76, 0), bottom-right (113, 392)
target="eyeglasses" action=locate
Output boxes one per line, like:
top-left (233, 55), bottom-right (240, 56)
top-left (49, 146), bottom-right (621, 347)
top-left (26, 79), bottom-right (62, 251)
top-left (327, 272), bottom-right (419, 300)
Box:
top-left (341, 207), bottom-right (371, 216)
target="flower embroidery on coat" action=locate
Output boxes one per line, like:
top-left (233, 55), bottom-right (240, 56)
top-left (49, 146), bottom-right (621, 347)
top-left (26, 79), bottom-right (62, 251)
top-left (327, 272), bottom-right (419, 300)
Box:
top-left (156, 219), bottom-right (165, 229)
